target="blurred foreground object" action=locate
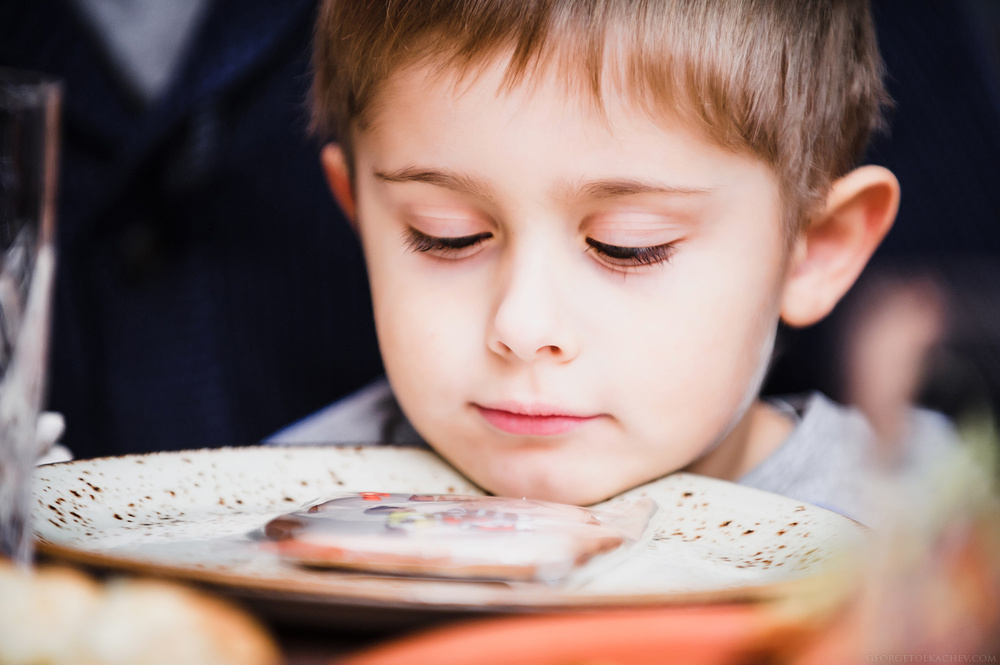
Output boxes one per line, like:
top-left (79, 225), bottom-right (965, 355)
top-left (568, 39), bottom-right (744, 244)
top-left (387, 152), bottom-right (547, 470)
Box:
top-left (0, 561), bottom-right (280, 665)
top-left (842, 274), bottom-right (947, 450)
top-left (336, 604), bottom-right (840, 665)
top-left (811, 267), bottom-right (1000, 660)
top-left (862, 443), bottom-right (1000, 657)
top-left (840, 268), bottom-right (999, 474)
top-left (831, 245), bottom-right (1000, 655)
top-left (800, 439), bottom-right (1000, 663)
top-left (0, 68), bottom-right (60, 565)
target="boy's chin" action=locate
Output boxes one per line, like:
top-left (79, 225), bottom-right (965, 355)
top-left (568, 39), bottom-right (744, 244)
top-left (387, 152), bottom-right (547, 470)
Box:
top-left (470, 465), bottom-right (646, 506)
top-left (428, 435), bottom-right (677, 506)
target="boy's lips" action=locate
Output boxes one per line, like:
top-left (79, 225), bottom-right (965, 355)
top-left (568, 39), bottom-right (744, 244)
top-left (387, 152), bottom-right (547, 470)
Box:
top-left (474, 403), bottom-right (600, 436)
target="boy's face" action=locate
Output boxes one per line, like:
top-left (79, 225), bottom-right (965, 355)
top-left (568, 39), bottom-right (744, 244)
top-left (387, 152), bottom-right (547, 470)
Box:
top-left (347, 60), bottom-right (792, 504)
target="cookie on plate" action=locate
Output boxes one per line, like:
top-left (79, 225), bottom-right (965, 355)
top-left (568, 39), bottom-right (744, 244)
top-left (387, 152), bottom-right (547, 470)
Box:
top-left (264, 492), bottom-right (650, 582)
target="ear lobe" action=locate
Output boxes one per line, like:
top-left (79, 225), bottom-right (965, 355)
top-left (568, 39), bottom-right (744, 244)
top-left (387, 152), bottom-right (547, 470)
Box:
top-left (321, 143), bottom-right (357, 224)
top-left (780, 165), bottom-right (900, 327)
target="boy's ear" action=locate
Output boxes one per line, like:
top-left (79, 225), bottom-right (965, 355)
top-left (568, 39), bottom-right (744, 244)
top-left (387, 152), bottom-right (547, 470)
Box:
top-left (321, 143), bottom-right (357, 225)
top-left (780, 165), bottom-right (900, 327)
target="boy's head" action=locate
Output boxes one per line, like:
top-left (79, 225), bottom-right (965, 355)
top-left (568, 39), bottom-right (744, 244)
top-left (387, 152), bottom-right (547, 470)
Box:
top-left (312, 0), bottom-right (900, 504)
top-left (313, 0), bottom-right (890, 232)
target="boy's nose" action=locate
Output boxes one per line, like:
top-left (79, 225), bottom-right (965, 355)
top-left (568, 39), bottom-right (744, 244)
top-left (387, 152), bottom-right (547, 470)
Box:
top-left (487, 247), bottom-right (580, 364)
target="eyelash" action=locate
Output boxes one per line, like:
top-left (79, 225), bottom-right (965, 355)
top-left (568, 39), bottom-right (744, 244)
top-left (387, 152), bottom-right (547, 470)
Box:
top-left (585, 237), bottom-right (676, 268)
top-left (403, 227), bottom-right (676, 269)
top-left (404, 227), bottom-right (492, 256)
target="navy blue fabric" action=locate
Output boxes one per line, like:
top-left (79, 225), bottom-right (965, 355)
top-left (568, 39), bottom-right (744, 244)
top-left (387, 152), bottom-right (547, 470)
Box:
top-left (869, 1), bottom-right (1000, 258)
top-left (1, 0), bottom-right (383, 458)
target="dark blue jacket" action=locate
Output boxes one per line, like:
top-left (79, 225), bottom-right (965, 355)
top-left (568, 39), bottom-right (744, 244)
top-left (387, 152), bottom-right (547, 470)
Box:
top-left (1, 0), bottom-right (383, 458)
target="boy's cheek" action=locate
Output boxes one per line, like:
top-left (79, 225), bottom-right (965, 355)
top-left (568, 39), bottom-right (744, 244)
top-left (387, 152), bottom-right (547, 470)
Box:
top-left (373, 284), bottom-right (478, 373)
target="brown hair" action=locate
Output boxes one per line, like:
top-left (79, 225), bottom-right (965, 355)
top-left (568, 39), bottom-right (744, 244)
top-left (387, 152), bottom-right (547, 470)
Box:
top-left (311, 0), bottom-right (889, 230)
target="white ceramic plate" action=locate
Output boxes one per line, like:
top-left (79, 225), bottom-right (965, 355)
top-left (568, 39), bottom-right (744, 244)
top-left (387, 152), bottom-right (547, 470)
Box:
top-left (32, 445), bottom-right (867, 628)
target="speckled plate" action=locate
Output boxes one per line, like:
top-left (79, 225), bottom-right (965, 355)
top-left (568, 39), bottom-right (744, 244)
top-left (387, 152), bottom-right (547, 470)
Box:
top-left (32, 445), bottom-right (867, 628)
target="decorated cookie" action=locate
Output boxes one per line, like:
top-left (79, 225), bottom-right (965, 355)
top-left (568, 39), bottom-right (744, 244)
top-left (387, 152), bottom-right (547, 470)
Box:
top-left (263, 493), bottom-right (653, 582)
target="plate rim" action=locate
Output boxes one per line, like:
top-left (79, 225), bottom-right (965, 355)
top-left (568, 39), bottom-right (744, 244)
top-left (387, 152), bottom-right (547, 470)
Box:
top-left (32, 444), bottom-right (868, 615)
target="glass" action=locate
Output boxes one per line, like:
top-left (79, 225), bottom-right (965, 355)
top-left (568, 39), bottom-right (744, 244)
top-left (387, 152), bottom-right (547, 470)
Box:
top-left (0, 68), bottom-right (60, 565)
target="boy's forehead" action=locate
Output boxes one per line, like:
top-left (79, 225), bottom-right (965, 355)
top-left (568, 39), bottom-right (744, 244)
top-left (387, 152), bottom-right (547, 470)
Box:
top-left (361, 50), bottom-right (702, 147)
top-left (347, 6), bottom-right (740, 149)
top-left (357, 56), bottom-right (786, 214)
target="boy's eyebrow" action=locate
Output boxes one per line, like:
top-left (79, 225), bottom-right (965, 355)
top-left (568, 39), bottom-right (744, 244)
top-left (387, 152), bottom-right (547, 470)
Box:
top-left (374, 167), bottom-right (499, 206)
top-left (374, 167), bottom-right (714, 203)
top-left (574, 179), bottom-right (714, 200)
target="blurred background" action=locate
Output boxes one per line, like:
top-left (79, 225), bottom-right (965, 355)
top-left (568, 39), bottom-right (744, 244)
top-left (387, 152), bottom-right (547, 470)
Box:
top-left (0, 0), bottom-right (998, 466)
top-left (1, 0), bottom-right (384, 459)
top-left (764, 0), bottom-right (1000, 477)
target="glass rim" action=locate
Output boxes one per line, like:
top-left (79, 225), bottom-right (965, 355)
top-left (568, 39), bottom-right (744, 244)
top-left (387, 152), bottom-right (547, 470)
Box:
top-left (0, 67), bottom-right (62, 108)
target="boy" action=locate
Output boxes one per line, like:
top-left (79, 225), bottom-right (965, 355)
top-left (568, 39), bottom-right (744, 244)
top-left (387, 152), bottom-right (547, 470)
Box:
top-left (273, 0), bottom-right (941, 521)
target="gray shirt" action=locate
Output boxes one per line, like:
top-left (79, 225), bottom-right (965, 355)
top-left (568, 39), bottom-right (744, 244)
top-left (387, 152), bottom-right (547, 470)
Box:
top-left (70, 0), bottom-right (211, 103)
top-left (269, 378), bottom-right (956, 524)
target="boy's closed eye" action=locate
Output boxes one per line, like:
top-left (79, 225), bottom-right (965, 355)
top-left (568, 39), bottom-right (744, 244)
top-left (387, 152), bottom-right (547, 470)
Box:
top-left (402, 225), bottom-right (678, 271)
top-left (403, 226), bottom-right (493, 258)
top-left (582, 210), bottom-right (688, 270)
top-left (584, 237), bottom-right (677, 269)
